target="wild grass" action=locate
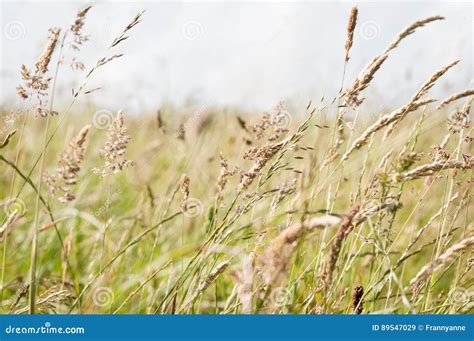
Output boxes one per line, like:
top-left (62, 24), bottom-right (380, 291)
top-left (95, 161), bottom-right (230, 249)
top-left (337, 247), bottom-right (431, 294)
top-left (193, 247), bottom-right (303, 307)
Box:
top-left (0, 5), bottom-right (472, 315)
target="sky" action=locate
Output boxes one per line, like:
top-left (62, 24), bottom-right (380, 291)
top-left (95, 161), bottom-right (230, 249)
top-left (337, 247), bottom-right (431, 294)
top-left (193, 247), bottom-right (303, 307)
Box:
top-left (0, 0), bottom-right (473, 114)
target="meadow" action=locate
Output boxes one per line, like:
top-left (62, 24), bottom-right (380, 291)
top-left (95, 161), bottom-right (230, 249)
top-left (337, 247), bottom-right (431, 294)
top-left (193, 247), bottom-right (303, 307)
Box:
top-left (0, 6), bottom-right (473, 314)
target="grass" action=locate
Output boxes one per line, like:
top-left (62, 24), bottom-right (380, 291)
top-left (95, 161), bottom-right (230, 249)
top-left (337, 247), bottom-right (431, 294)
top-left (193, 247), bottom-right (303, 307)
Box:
top-left (0, 5), bottom-right (472, 315)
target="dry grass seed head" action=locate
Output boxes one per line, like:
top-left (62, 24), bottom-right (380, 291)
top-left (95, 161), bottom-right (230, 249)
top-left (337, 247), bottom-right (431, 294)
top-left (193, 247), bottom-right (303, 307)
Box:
top-left (345, 16), bottom-right (444, 107)
top-left (262, 215), bottom-right (342, 287)
top-left (93, 111), bottom-right (134, 177)
top-left (70, 5), bottom-right (92, 50)
top-left (351, 285), bottom-right (364, 314)
top-left (437, 89), bottom-right (474, 109)
top-left (410, 236), bottom-right (474, 289)
top-left (344, 6), bottom-right (358, 62)
top-left (17, 28), bottom-right (61, 116)
top-left (57, 125), bottom-right (90, 185)
top-left (44, 125), bottom-right (90, 202)
top-left (448, 98), bottom-right (472, 133)
top-left (215, 153), bottom-right (236, 203)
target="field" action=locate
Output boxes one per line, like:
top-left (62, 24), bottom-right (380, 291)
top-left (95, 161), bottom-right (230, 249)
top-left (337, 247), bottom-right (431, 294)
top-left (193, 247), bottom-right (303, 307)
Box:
top-left (0, 6), bottom-right (473, 315)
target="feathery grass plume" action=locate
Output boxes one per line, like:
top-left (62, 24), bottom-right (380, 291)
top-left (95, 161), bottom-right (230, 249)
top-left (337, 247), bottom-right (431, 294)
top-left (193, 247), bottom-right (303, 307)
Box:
top-left (42, 172), bottom-right (72, 203)
top-left (388, 16), bottom-right (444, 50)
top-left (330, 15), bottom-right (444, 160)
top-left (412, 61), bottom-right (459, 101)
top-left (93, 111), bottom-right (134, 177)
top-left (383, 60), bottom-right (460, 140)
top-left (448, 98), bottom-right (472, 133)
top-left (249, 101), bottom-right (290, 141)
top-left (351, 285), bottom-right (364, 314)
top-left (342, 100), bottom-right (433, 160)
top-left (44, 125), bottom-right (90, 202)
top-left (69, 5), bottom-right (92, 70)
top-left (270, 179), bottom-right (297, 213)
top-left (110, 11), bottom-right (144, 48)
top-left (17, 28), bottom-right (61, 116)
top-left (215, 153), bottom-right (235, 203)
top-left (389, 157), bottom-right (473, 183)
top-left (269, 101), bottom-right (291, 140)
top-left (320, 200), bottom-right (401, 288)
top-left (250, 112), bottom-right (271, 140)
top-left (345, 54), bottom-right (389, 108)
top-left (345, 16), bottom-right (444, 108)
top-left (35, 28), bottom-right (61, 75)
top-left (70, 5), bottom-right (91, 50)
top-left (392, 152), bottom-right (423, 172)
top-left (239, 141), bottom-right (285, 191)
top-left (179, 260), bottom-right (230, 312)
top-left (352, 200), bottom-right (401, 225)
top-left (343, 61), bottom-right (458, 160)
top-left (344, 6), bottom-right (358, 63)
top-left (57, 125), bottom-right (90, 185)
top-left (72, 11), bottom-right (143, 97)
top-left (0, 129), bottom-right (17, 149)
top-left (410, 236), bottom-right (474, 289)
top-left (261, 215), bottom-right (342, 287)
top-left (437, 89), bottom-right (474, 109)
top-left (322, 205), bottom-right (360, 288)
top-left (429, 145), bottom-right (450, 163)
top-left (14, 285), bottom-right (74, 314)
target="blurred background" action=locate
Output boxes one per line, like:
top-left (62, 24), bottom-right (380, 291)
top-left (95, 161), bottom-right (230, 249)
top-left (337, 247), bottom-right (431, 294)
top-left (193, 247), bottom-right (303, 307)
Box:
top-left (1, 0), bottom-right (473, 114)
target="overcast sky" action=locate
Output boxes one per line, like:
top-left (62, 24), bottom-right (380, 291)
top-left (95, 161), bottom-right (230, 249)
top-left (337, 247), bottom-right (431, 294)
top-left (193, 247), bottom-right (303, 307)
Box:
top-left (1, 0), bottom-right (473, 114)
